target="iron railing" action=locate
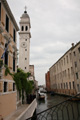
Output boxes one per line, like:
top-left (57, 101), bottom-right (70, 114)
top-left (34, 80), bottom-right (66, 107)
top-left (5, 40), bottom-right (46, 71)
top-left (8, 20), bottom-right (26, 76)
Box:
top-left (26, 93), bottom-right (80, 120)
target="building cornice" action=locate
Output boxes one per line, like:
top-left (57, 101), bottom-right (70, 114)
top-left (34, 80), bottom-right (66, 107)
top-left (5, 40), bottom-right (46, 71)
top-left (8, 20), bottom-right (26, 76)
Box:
top-left (49, 41), bottom-right (80, 70)
top-left (1, 0), bottom-right (19, 31)
top-left (19, 32), bottom-right (31, 38)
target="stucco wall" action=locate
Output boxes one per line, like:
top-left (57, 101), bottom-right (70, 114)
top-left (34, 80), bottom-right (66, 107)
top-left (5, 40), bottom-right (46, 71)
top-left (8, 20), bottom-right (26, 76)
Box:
top-left (0, 92), bottom-right (17, 118)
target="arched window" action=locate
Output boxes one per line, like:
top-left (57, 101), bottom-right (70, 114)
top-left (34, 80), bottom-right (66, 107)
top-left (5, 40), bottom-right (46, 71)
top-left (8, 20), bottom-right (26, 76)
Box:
top-left (25, 26), bottom-right (28, 31)
top-left (21, 26), bottom-right (24, 31)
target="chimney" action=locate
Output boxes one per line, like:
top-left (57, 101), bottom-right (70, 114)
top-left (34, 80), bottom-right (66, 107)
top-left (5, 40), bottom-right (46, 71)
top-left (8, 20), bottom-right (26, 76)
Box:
top-left (72, 43), bottom-right (74, 47)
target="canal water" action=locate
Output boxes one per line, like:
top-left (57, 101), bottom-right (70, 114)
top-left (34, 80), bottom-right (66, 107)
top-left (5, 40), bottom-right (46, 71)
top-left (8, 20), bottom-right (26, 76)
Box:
top-left (36, 93), bottom-right (80, 120)
top-left (36, 93), bottom-right (68, 113)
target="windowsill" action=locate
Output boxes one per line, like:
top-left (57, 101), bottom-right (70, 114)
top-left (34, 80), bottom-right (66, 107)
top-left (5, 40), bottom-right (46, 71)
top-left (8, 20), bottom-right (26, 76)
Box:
top-left (0, 90), bottom-right (17, 96)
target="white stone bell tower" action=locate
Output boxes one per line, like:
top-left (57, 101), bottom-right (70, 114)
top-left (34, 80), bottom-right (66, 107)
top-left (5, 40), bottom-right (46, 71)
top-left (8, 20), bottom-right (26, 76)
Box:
top-left (19, 7), bottom-right (31, 72)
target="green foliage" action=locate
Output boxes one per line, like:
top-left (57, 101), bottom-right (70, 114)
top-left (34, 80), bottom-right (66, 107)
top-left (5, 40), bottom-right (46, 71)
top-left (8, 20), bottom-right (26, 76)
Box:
top-left (0, 60), bottom-right (3, 68)
top-left (0, 60), bottom-right (3, 72)
top-left (5, 67), bottom-right (34, 103)
top-left (14, 68), bottom-right (34, 102)
top-left (5, 65), bottom-right (13, 76)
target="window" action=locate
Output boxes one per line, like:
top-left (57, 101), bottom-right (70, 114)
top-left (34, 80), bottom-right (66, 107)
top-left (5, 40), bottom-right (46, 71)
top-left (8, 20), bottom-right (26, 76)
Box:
top-left (65, 70), bottom-right (66, 77)
top-left (13, 29), bottom-right (16, 42)
top-left (25, 49), bottom-right (27, 51)
top-left (69, 82), bottom-right (71, 89)
top-left (62, 60), bottom-right (63, 65)
top-left (66, 82), bottom-right (68, 89)
top-left (78, 47), bottom-right (80, 53)
top-left (25, 39), bottom-right (27, 41)
top-left (73, 51), bottom-right (76, 56)
top-left (5, 15), bottom-right (9, 32)
top-left (0, 2), bottom-right (1, 21)
top-left (76, 73), bottom-right (78, 79)
top-left (4, 82), bottom-right (7, 92)
top-left (66, 56), bottom-right (68, 63)
top-left (13, 52), bottom-right (15, 72)
top-left (64, 58), bottom-right (65, 65)
top-left (77, 84), bottom-right (79, 92)
top-left (13, 58), bottom-right (15, 72)
top-left (22, 26), bottom-right (24, 31)
top-left (73, 81), bottom-right (75, 89)
top-left (68, 68), bottom-right (70, 78)
top-left (75, 62), bottom-right (77, 67)
top-left (25, 67), bottom-right (26, 69)
top-left (61, 83), bottom-right (62, 89)
top-left (71, 67), bottom-right (73, 75)
top-left (69, 53), bottom-right (72, 61)
top-left (5, 52), bottom-right (8, 65)
top-left (25, 26), bottom-right (28, 31)
top-left (25, 58), bottom-right (27, 60)
top-left (13, 83), bottom-right (15, 91)
top-left (64, 83), bottom-right (65, 89)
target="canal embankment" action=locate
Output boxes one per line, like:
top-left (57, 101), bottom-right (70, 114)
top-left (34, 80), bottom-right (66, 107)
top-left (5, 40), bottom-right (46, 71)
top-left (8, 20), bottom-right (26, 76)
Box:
top-left (4, 99), bottom-right (37, 120)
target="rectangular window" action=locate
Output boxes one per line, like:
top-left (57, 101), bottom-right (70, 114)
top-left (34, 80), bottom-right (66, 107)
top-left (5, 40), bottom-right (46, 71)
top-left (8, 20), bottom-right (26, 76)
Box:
top-left (73, 81), bottom-right (75, 89)
top-left (5, 15), bottom-right (9, 32)
top-left (66, 56), bottom-right (68, 63)
top-left (77, 84), bottom-right (79, 92)
top-left (64, 83), bottom-right (65, 89)
top-left (66, 82), bottom-right (68, 89)
top-left (61, 83), bottom-right (62, 89)
top-left (4, 82), bottom-right (7, 92)
top-left (75, 62), bottom-right (77, 67)
top-left (25, 49), bottom-right (27, 51)
top-left (65, 70), bottom-right (66, 77)
top-left (76, 73), bottom-right (78, 79)
top-left (69, 53), bottom-right (72, 61)
top-left (5, 52), bottom-right (8, 65)
top-left (25, 58), bottom-right (27, 60)
top-left (73, 51), bottom-right (76, 56)
top-left (0, 2), bottom-right (1, 21)
top-left (64, 58), bottom-right (65, 65)
top-left (13, 58), bottom-right (15, 72)
top-left (13, 29), bottom-right (16, 42)
top-left (71, 67), bottom-right (73, 75)
top-left (13, 83), bottom-right (15, 91)
top-left (69, 82), bottom-right (71, 89)
top-left (78, 47), bottom-right (80, 53)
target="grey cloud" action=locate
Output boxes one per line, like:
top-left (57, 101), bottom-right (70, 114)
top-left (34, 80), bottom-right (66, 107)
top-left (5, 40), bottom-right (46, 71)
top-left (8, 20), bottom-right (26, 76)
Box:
top-left (7, 0), bottom-right (80, 85)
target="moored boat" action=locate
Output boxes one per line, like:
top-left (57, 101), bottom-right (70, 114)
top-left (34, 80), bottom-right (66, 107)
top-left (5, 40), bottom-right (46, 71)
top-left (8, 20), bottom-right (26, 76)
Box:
top-left (38, 92), bottom-right (45, 100)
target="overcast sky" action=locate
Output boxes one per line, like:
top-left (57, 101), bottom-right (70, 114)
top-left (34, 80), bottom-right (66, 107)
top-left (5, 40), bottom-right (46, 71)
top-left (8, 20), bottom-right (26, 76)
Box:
top-left (7, 0), bottom-right (80, 85)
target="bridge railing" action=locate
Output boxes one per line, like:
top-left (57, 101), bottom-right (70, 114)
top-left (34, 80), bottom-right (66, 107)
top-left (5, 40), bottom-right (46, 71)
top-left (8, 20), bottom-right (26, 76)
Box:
top-left (26, 93), bottom-right (80, 120)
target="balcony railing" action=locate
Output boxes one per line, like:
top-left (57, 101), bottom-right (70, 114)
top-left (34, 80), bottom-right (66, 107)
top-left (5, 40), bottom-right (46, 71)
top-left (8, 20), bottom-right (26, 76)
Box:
top-left (26, 93), bottom-right (80, 120)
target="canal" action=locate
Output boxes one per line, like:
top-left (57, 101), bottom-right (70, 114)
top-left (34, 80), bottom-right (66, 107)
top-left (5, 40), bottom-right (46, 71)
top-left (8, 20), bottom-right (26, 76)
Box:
top-left (36, 93), bottom-right (68, 113)
top-left (35, 93), bottom-right (80, 120)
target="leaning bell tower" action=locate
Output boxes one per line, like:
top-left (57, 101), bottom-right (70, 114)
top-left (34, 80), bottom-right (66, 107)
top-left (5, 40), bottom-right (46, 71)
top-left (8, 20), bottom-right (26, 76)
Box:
top-left (19, 7), bottom-right (31, 72)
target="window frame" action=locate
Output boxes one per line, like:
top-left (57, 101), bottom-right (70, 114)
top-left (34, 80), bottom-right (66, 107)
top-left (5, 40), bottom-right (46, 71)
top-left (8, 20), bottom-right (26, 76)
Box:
top-left (4, 82), bottom-right (7, 92)
top-left (5, 14), bottom-right (9, 32)
top-left (0, 2), bottom-right (1, 21)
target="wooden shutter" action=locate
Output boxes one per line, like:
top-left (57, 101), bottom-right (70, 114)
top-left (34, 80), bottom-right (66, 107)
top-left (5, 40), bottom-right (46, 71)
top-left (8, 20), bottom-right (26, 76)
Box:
top-left (1, 6), bottom-right (5, 26)
top-left (9, 21), bottom-right (13, 38)
top-left (0, 82), bottom-right (3, 92)
top-left (9, 45), bottom-right (13, 53)
top-left (9, 82), bottom-right (12, 91)
top-left (9, 55), bottom-right (12, 69)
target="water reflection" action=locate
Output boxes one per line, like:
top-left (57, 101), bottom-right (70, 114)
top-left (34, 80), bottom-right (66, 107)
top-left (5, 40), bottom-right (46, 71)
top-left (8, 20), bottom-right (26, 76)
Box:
top-left (36, 93), bottom-right (68, 113)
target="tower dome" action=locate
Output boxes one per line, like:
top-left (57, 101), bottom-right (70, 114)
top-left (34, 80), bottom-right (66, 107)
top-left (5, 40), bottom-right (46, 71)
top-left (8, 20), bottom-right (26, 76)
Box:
top-left (20, 8), bottom-right (31, 27)
top-left (21, 10), bottom-right (30, 19)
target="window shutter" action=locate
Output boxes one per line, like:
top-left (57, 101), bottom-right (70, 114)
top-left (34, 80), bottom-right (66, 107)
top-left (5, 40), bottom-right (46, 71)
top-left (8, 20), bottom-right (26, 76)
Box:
top-left (1, 6), bottom-right (5, 26)
top-left (9, 55), bottom-right (12, 69)
top-left (0, 82), bottom-right (3, 92)
top-left (9, 21), bottom-right (13, 38)
top-left (9, 83), bottom-right (12, 91)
